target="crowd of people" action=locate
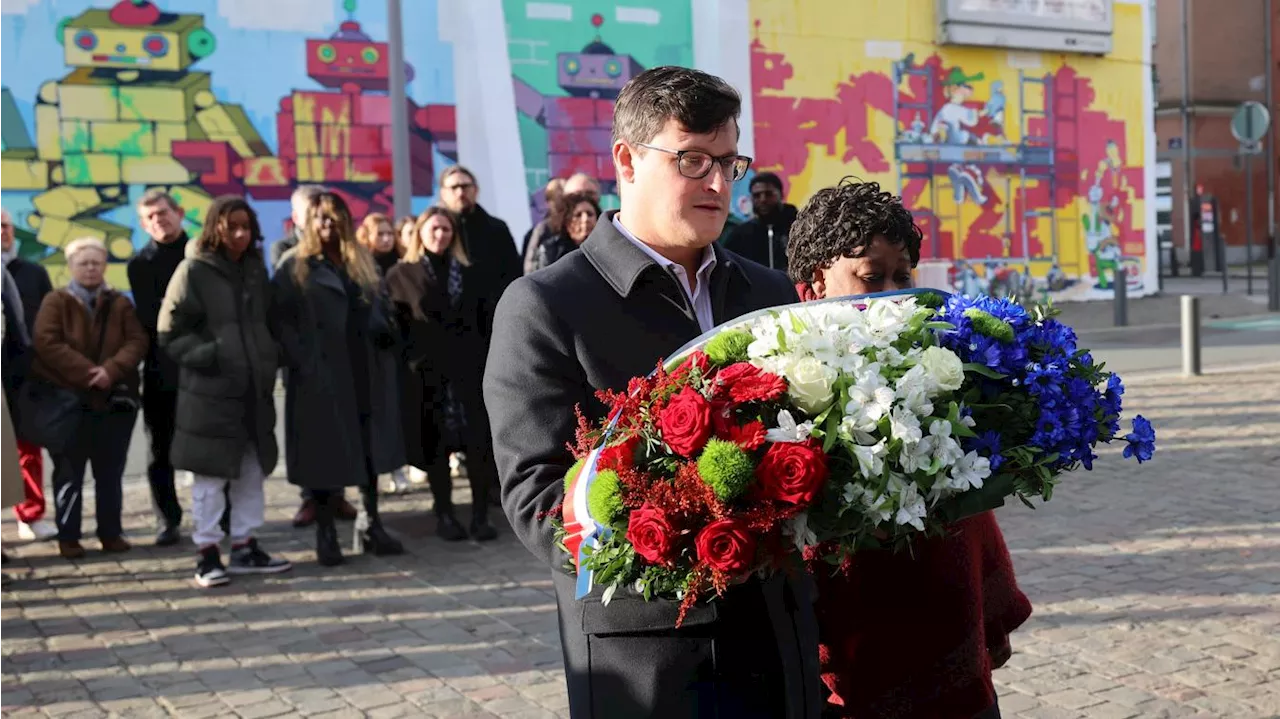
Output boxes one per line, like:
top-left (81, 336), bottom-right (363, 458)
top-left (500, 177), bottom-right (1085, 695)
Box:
top-left (1, 63), bottom-right (1030, 719)
top-left (0, 161), bottom-right (608, 585)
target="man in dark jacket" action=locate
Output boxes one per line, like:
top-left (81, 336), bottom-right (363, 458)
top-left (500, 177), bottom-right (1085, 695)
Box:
top-left (126, 190), bottom-right (191, 546)
top-left (1, 209), bottom-right (57, 541)
top-left (484, 67), bottom-right (822, 719)
top-left (439, 165), bottom-right (521, 302)
top-left (722, 171), bottom-right (798, 272)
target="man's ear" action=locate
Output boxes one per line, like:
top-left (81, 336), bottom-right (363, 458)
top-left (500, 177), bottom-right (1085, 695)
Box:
top-left (613, 141), bottom-right (636, 185)
top-left (809, 268), bottom-right (828, 300)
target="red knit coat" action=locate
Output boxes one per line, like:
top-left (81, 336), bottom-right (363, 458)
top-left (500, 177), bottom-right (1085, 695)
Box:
top-left (793, 284), bottom-right (1032, 718)
top-left (812, 511), bottom-right (1032, 718)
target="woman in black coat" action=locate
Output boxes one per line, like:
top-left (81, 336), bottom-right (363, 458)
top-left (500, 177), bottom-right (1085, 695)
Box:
top-left (271, 192), bottom-right (405, 565)
top-left (385, 207), bottom-right (498, 541)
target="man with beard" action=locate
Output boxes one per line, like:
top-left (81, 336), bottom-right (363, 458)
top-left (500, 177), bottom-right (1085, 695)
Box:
top-left (722, 171), bottom-right (797, 272)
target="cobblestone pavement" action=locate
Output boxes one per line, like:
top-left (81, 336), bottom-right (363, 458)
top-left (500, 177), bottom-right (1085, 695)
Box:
top-left (3, 366), bottom-right (1278, 718)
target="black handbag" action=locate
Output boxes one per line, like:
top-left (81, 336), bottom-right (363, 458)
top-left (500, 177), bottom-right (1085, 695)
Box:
top-left (16, 293), bottom-right (121, 452)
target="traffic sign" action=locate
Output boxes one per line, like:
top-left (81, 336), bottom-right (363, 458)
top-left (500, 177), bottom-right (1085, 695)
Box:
top-left (1230, 101), bottom-right (1270, 144)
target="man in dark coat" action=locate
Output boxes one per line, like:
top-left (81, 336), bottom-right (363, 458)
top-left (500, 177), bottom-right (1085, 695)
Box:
top-left (484, 66), bottom-right (823, 719)
top-left (2, 209), bottom-right (56, 541)
top-left (722, 171), bottom-right (798, 272)
top-left (126, 190), bottom-right (191, 546)
top-left (439, 165), bottom-right (521, 305)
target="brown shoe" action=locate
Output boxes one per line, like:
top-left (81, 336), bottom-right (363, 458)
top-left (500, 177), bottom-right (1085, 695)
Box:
top-left (100, 537), bottom-right (131, 553)
top-left (58, 541), bottom-right (85, 559)
top-left (292, 499), bottom-right (317, 528)
top-left (336, 498), bottom-right (359, 521)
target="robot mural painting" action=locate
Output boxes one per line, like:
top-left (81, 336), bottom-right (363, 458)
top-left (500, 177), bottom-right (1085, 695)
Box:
top-left (0, 0), bottom-right (458, 288)
top-left (1, 0), bottom-right (244, 286)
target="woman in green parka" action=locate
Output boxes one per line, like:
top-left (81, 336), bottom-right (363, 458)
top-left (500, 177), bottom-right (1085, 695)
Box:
top-left (158, 196), bottom-right (291, 588)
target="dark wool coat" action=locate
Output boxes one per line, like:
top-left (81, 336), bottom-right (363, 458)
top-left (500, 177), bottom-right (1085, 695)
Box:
top-left (483, 212), bottom-right (824, 719)
top-left (271, 253), bottom-right (405, 489)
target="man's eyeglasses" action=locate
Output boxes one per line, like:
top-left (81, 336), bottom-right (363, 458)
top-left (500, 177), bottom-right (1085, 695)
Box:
top-left (636, 143), bottom-right (753, 182)
top-left (444, 182), bottom-right (475, 193)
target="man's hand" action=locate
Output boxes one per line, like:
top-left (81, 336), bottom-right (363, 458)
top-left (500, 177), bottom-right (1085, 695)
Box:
top-left (87, 366), bottom-right (111, 390)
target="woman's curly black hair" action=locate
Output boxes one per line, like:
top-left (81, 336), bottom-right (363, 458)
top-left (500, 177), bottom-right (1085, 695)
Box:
top-left (785, 178), bottom-right (923, 285)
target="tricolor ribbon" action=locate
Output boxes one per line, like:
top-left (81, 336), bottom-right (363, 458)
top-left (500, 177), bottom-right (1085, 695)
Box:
top-left (563, 288), bottom-right (948, 599)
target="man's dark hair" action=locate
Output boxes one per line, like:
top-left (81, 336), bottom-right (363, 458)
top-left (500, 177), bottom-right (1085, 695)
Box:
top-left (786, 178), bottom-right (923, 285)
top-left (750, 172), bottom-right (783, 193)
top-left (612, 66), bottom-right (741, 146)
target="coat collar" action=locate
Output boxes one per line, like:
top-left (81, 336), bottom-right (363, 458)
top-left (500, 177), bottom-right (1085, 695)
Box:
top-left (581, 210), bottom-right (750, 299)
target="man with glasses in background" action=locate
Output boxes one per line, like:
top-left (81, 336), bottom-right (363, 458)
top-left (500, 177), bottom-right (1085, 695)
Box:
top-left (438, 166), bottom-right (521, 301)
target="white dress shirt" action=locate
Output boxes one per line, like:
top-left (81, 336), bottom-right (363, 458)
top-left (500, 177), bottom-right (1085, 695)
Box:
top-left (613, 215), bottom-right (718, 332)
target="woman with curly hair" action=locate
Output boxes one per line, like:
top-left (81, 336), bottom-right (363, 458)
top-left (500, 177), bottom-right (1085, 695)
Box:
top-left (786, 179), bottom-right (1031, 719)
top-left (272, 192), bottom-right (406, 565)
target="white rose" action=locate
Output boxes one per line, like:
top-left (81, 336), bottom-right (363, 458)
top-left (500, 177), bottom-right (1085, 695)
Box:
top-left (918, 346), bottom-right (965, 393)
top-left (782, 355), bottom-right (838, 415)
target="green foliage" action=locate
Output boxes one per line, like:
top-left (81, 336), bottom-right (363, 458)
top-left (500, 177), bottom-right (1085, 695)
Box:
top-left (705, 330), bottom-right (754, 366)
top-left (963, 308), bottom-right (1015, 343)
top-left (586, 470), bottom-right (625, 528)
top-left (915, 291), bottom-right (946, 309)
top-left (563, 457), bottom-right (585, 494)
top-left (697, 439), bottom-right (755, 500)
top-left (581, 530), bottom-right (637, 603)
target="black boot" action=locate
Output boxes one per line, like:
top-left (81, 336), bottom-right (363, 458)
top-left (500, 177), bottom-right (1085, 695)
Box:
top-left (470, 457), bottom-right (499, 542)
top-left (436, 510), bottom-right (468, 541)
top-left (359, 483), bottom-right (403, 555)
top-left (315, 497), bottom-right (344, 567)
top-left (470, 511), bottom-right (498, 542)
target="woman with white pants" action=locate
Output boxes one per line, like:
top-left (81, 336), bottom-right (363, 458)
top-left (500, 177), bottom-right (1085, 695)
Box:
top-left (159, 196), bottom-right (290, 587)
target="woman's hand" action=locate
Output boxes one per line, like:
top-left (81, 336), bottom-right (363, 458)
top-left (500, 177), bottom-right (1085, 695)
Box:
top-left (87, 366), bottom-right (111, 390)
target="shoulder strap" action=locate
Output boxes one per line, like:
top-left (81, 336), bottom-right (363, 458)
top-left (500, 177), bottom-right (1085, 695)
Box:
top-left (93, 294), bottom-right (114, 363)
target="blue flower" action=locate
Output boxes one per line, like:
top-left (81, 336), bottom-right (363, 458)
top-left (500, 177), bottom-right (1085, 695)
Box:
top-left (1123, 415), bottom-right (1156, 463)
top-left (968, 430), bottom-right (1005, 471)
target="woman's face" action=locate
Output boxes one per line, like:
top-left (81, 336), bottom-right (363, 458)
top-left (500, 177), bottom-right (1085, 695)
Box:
top-left (373, 220), bottom-right (397, 254)
top-left (69, 248), bottom-right (107, 288)
top-left (222, 209), bottom-right (253, 260)
top-left (420, 215), bottom-right (454, 256)
top-left (312, 209), bottom-right (338, 244)
top-left (398, 221), bottom-right (416, 253)
top-left (567, 201), bottom-right (599, 244)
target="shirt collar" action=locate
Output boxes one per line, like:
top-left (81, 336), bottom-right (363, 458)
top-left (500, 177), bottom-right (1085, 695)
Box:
top-left (611, 215), bottom-right (717, 283)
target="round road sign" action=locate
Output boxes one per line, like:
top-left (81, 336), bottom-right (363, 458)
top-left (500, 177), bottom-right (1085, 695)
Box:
top-left (1231, 101), bottom-right (1270, 144)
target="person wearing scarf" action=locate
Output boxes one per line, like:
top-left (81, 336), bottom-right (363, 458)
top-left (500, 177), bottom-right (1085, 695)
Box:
top-left (786, 180), bottom-right (1031, 719)
top-left (385, 207), bottom-right (499, 542)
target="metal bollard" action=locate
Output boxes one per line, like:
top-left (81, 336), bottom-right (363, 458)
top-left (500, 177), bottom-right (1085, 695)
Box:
top-left (1270, 254), bottom-right (1280, 312)
top-left (1181, 295), bottom-right (1201, 376)
top-left (1113, 266), bottom-right (1128, 327)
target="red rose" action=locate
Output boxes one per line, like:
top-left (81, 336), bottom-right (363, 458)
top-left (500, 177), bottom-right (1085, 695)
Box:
top-left (657, 386), bottom-right (713, 457)
top-left (672, 350), bottom-right (711, 379)
top-left (714, 362), bottom-right (787, 403)
top-left (695, 518), bottom-right (757, 574)
top-left (755, 438), bottom-right (829, 505)
top-left (598, 435), bottom-right (640, 472)
top-left (628, 504), bottom-right (677, 565)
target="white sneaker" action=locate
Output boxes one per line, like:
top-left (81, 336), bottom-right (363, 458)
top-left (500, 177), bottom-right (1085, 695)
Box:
top-left (408, 466), bottom-right (428, 485)
top-left (18, 519), bottom-right (57, 541)
top-left (390, 468), bottom-right (411, 493)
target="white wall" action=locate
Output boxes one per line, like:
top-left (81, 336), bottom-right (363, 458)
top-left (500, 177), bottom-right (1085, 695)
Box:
top-left (692, 0), bottom-right (755, 160)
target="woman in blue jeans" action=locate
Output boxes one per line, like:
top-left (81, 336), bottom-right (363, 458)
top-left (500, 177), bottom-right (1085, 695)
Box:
top-left (29, 237), bottom-right (148, 559)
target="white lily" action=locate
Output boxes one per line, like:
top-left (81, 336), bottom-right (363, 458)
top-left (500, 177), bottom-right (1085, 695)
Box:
top-left (765, 409), bottom-right (815, 443)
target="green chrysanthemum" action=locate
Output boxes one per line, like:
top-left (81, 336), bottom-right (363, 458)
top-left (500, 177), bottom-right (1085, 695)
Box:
top-left (586, 469), bottom-right (625, 527)
top-left (562, 457), bottom-right (585, 494)
top-left (704, 329), bottom-right (754, 366)
top-left (697, 439), bottom-right (756, 501)
top-left (963, 308), bottom-right (1015, 343)
top-left (915, 291), bottom-right (946, 309)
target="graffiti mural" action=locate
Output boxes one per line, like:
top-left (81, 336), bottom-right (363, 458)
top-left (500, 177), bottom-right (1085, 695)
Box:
top-left (749, 0), bottom-right (1153, 301)
top-left (0, 0), bottom-right (456, 287)
top-left (502, 0), bottom-right (694, 222)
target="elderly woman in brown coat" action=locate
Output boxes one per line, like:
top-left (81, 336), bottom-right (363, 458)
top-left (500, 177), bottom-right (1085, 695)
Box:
top-left (28, 237), bottom-right (147, 559)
